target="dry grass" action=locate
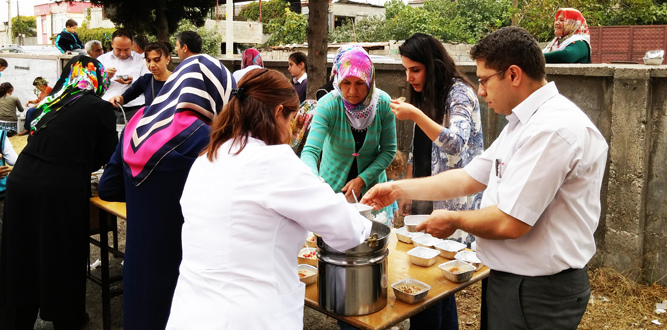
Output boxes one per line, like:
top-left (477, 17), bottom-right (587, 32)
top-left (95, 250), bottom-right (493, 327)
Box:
top-left (456, 267), bottom-right (667, 330)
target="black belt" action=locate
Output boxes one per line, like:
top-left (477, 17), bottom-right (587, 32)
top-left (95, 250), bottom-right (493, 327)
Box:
top-left (491, 265), bottom-right (587, 278)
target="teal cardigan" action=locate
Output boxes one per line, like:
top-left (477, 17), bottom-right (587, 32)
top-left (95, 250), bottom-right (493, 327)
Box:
top-left (301, 90), bottom-right (397, 195)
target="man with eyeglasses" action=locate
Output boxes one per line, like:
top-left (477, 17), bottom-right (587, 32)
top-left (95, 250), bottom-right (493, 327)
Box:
top-left (362, 26), bottom-right (608, 330)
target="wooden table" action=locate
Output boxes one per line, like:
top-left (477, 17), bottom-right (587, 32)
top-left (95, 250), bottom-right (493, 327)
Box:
top-left (304, 232), bottom-right (489, 330)
top-left (89, 196), bottom-right (127, 330)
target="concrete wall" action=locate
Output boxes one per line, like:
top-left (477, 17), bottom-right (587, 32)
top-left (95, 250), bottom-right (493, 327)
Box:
top-left (4, 53), bottom-right (667, 285)
top-left (204, 20), bottom-right (267, 45)
top-left (250, 59), bottom-right (667, 285)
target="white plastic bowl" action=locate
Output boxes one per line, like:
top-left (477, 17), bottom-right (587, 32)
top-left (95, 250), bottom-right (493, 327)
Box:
top-left (404, 215), bottom-right (429, 232)
top-left (395, 227), bottom-right (425, 244)
top-left (439, 260), bottom-right (476, 283)
top-left (411, 234), bottom-right (440, 248)
top-left (407, 246), bottom-right (440, 267)
top-left (298, 247), bottom-right (318, 267)
top-left (434, 240), bottom-right (466, 259)
top-left (298, 264), bottom-right (318, 285)
top-left (643, 57), bottom-right (664, 65)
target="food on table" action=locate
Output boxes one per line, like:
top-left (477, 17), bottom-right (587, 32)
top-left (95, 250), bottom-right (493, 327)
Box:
top-left (299, 249), bottom-right (317, 259)
top-left (395, 283), bottom-right (425, 295)
top-left (298, 269), bottom-right (316, 278)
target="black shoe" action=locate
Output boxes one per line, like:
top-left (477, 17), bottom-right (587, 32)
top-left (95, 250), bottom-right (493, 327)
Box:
top-left (6, 130), bottom-right (16, 137)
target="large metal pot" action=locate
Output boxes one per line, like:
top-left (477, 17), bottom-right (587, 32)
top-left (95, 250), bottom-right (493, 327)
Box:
top-left (316, 221), bottom-right (391, 316)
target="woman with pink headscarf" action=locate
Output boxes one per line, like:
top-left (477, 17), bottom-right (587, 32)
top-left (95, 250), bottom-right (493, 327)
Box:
top-left (232, 48), bottom-right (264, 82)
top-left (301, 44), bottom-right (396, 206)
top-left (543, 8), bottom-right (591, 63)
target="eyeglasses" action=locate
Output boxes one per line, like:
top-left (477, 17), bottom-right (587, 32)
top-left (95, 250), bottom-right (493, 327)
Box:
top-left (477, 71), bottom-right (505, 88)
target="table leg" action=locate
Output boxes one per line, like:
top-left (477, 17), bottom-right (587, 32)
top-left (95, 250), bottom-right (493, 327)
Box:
top-left (98, 207), bottom-right (111, 330)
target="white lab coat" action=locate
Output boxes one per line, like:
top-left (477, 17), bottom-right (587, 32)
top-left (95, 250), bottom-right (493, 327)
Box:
top-left (166, 137), bottom-right (372, 330)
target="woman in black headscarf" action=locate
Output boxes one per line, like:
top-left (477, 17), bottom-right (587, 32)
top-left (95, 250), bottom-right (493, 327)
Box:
top-left (0, 55), bottom-right (117, 330)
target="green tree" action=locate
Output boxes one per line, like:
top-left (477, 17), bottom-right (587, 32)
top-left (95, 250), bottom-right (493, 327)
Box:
top-left (330, 0), bottom-right (511, 44)
top-left (264, 8), bottom-right (307, 45)
top-left (239, 0), bottom-right (290, 23)
top-left (11, 16), bottom-right (37, 40)
top-left (63, 0), bottom-right (217, 43)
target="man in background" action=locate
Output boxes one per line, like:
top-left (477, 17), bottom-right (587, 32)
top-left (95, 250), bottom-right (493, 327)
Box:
top-left (174, 31), bottom-right (202, 61)
top-left (133, 35), bottom-right (149, 55)
top-left (98, 29), bottom-right (149, 124)
top-left (85, 40), bottom-right (104, 59)
top-left (55, 19), bottom-right (86, 55)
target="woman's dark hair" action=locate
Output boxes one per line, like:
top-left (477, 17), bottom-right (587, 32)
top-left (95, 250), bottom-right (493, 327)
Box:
top-left (0, 82), bottom-right (13, 97)
top-left (289, 52), bottom-right (307, 71)
top-left (144, 42), bottom-right (171, 59)
top-left (206, 68), bottom-right (300, 160)
top-left (399, 33), bottom-right (473, 124)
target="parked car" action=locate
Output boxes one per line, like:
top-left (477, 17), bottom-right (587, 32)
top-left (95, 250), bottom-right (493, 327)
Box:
top-left (0, 45), bottom-right (61, 55)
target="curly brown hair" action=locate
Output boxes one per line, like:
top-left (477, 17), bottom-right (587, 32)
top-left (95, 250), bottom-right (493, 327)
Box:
top-left (386, 150), bottom-right (407, 179)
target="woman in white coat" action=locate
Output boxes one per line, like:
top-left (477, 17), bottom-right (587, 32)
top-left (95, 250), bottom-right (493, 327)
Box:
top-left (166, 68), bottom-right (373, 330)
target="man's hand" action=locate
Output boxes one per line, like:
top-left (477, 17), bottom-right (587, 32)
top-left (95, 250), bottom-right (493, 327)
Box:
top-left (107, 68), bottom-right (117, 79)
top-left (115, 76), bottom-right (133, 84)
top-left (360, 181), bottom-right (400, 210)
top-left (416, 209), bottom-right (459, 238)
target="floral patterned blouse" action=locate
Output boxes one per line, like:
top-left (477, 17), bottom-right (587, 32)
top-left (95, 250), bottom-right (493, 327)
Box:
top-left (408, 79), bottom-right (484, 245)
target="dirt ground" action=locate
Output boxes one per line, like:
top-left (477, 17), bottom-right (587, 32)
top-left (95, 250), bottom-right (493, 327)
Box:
top-left (8, 135), bottom-right (666, 330)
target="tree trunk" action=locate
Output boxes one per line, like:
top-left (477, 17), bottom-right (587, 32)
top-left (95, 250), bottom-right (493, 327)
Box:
top-left (156, 0), bottom-right (170, 43)
top-left (307, 0), bottom-right (329, 100)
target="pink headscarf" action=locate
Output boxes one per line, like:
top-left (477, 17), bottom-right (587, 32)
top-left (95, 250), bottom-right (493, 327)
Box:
top-left (331, 44), bottom-right (379, 131)
top-left (241, 48), bottom-right (264, 69)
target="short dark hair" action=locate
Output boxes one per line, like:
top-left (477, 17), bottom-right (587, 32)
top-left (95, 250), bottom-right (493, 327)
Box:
top-left (177, 31), bottom-right (202, 54)
top-left (0, 58), bottom-right (7, 68)
top-left (65, 19), bottom-right (78, 28)
top-left (133, 35), bottom-right (149, 51)
top-left (144, 42), bottom-right (171, 59)
top-left (111, 28), bottom-right (133, 42)
top-left (470, 26), bottom-right (545, 82)
top-left (289, 52), bottom-right (307, 67)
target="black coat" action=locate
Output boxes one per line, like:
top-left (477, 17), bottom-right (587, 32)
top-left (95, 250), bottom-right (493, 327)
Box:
top-left (0, 93), bottom-right (117, 321)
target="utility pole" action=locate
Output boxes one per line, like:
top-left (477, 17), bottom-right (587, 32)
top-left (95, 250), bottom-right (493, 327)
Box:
top-left (7, 0), bottom-right (12, 44)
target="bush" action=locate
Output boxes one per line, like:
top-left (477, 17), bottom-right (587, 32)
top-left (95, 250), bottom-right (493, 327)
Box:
top-left (173, 20), bottom-right (224, 57)
top-left (263, 9), bottom-right (307, 45)
top-left (77, 27), bottom-right (117, 51)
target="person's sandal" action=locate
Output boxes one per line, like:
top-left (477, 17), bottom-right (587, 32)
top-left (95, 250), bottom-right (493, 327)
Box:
top-left (17, 129), bottom-right (28, 136)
